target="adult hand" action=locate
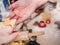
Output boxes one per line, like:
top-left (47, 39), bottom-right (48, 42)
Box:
top-left (8, 0), bottom-right (48, 24)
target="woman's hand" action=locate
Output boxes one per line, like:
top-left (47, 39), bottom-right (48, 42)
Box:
top-left (8, 0), bottom-right (48, 24)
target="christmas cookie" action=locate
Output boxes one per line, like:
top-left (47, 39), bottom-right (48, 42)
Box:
top-left (2, 18), bottom-right (16, 28)
top-left (42, 12), bottom-right (51, 21)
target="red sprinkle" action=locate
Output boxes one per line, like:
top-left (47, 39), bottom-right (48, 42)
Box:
top-left (46, 19), bottom-right (51, 24)
top-left (38, 21), bottom-right (46, 28)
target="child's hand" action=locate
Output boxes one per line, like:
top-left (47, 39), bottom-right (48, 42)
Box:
top-left (0, 24), bottom-right (19, 44)
top-left (0, 19), bottom-right (19, 44)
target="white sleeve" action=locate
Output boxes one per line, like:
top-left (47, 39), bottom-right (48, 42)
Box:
top-left (0, 1), bottom-right (11, 18)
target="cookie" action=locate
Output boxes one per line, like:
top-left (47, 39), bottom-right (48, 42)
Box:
top-left (42, 12), bottom-right (51, 21)
top-left (2, 18), bottom-right (16, 27)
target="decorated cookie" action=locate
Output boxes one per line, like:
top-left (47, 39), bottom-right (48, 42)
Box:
top-left (42, 12), bottom-right (51, 21)
top-left (8, 40), bottom-right (29, 45)
top-left (2, 18), bottom-right (16, 27)
top-left (8, 41), bottom-right (20, 45)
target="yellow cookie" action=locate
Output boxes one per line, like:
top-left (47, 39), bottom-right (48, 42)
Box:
top-left (42, 12), bottom-right (51, 21)
top-left (8, 42), bottom-right (20, 45)
top-left (2, 18), bottom-right (9, 21)
top-left (2, 18), bottom-right (11, 26)
top-left (0, 22), bottom-right (7, 28)
top-left (2, 18), bottom-right (16, 27)
top-left (10, 19), bottom-right (16, 27)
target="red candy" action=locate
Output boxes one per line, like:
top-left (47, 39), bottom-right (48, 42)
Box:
top-left (38, 21), bottom-right (46, 28)
top-left (46, 19), bottom-right (51, 24)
